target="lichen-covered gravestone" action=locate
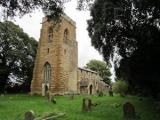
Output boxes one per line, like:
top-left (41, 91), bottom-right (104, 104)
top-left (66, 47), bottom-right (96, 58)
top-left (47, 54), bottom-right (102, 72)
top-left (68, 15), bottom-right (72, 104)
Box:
top-left (24, 110), bottom-right (35, 120)
top-left (123, 102), bottom-right (136, 118)
top-left (82, 98), bottom-right (92, 112)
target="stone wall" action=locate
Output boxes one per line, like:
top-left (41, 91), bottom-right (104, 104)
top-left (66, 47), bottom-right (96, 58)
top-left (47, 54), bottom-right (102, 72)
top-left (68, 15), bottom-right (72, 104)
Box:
top-left (31, 14), bottom-right (108, 96)
top-left (78, 68), bottom-right (102, 95)
top-left (31, 14), bottom-right (78, 95)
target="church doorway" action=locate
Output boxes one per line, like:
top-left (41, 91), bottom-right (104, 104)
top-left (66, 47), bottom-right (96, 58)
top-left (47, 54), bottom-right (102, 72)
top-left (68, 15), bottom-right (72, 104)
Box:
top-left (89, 85), bottom-right (93, 95)
top-left (45, 85), bottom-right (48, 95)
top-left (42, 83), bottom-right (49, 96)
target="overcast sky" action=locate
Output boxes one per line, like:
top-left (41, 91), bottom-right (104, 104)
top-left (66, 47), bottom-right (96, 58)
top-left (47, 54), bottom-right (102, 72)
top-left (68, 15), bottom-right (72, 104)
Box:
top-left (12, 1), bottom-right (103, 68)
top-left (0, 1), bottom-right (115, 80)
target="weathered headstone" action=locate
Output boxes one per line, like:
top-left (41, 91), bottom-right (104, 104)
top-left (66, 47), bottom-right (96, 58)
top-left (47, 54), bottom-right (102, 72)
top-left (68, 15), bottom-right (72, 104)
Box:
top-left (123, 102), bottom-right (136, 118)
top-left (24, 110), bottom-right (35, 120)
top-left (82, 98), bottom-right (92, 112)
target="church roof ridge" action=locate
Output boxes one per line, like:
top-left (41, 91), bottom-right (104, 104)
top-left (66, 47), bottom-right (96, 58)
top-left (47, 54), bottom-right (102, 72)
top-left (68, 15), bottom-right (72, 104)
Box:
top-left (78, 67), bottom-right (98, 74)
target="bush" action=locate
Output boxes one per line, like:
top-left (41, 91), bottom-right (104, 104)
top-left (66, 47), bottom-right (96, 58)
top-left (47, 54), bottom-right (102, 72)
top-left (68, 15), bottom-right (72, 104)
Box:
top-left (113, 80), bottom-right (128, 97)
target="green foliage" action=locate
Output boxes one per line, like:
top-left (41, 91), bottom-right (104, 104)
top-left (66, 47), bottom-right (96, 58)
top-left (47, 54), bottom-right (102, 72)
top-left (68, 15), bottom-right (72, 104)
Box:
top-left (0, 94), bottom-right (160, 120)
top-left (0, 21), bottom-right (38, 93)
top-left (0, 0), bottom-right (94, 20)
top-left (113, 80), bottom-right (128, 96)
top-left (87, 0), bottom-right (160, 96)
top-left (0, 0), bottom-right (64, 20)
top-left (77, 0), bottom-right (94, 10)
top-left (85, 59), bottom-right (111, 84)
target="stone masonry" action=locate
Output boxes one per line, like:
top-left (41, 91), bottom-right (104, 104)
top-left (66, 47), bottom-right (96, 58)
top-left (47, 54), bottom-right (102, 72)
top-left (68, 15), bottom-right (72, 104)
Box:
top-left (31, 14), bottom-right (108, 96)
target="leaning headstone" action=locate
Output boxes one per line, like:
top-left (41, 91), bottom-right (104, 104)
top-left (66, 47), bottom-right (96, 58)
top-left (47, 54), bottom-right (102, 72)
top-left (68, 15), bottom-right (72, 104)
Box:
top-left (123, 102), bottom-right (136, 118)
top-left (24, 110), bottom-right (35, 120)
top-left (82, 98), bottom-right (92, 112)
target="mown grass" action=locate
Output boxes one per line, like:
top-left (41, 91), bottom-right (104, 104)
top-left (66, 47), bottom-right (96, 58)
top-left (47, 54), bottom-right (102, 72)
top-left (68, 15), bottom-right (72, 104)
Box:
top-left (0, 94), bottom-right (159, 120)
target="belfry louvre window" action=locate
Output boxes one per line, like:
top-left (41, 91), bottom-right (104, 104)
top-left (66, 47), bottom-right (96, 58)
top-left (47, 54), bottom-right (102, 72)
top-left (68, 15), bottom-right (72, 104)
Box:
top-left (48, 27), bottom-right (53, 42)
top-left (63, 29), bottom-right (69, 42)
top-left (44, 63), bottom-right (51, 83)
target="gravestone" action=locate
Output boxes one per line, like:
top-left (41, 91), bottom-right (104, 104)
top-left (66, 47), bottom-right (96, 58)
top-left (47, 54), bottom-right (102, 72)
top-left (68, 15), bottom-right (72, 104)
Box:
top-left (82, 98), bottom-right (92, 112)
top-left (24, 110), bottom-right (35, 120)
top-left (123, 102), bottom-right (136, 118)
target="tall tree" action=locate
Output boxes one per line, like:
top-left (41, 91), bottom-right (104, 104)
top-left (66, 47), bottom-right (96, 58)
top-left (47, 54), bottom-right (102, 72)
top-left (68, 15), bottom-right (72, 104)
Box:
top-left (87, 0), bottom-right (160, 96)
top-left (0, 0), bottom-right (64, 20)
top-left (85, 59), bottom-right (111, 85)
top-left (0, 0), bottom-right (94, 20)
top-left (0, 21), bottom-right (38, 93)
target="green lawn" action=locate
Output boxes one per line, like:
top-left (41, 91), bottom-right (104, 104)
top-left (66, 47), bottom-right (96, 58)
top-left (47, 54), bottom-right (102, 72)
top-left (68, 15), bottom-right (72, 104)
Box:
top-left (0, 94), bottom-right (159, 120)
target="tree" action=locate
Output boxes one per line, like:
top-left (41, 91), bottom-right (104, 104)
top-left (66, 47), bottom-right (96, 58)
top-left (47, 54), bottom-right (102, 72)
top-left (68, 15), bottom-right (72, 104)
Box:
top-left (0, 21), bottom-right (38, 93)
top-left (112, 80), bottom-right (128, 97)
top-left (0, 0), bottom-right (64, 20)
top-left (87, 0), bottom-right (160, 96)
top-left (0, 0), bottom-right (94, 20)
top-left (85, 59), bottom-right (111, 85)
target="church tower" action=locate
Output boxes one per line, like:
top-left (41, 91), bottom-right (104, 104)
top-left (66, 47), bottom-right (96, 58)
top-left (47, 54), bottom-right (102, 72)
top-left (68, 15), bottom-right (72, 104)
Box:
top-left (31, 14), bottom-right (78, 95)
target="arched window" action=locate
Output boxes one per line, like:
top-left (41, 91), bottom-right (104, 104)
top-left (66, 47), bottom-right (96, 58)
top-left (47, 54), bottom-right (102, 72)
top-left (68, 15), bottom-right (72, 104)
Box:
top-left (63, 29), bottom-right (69, 42)
top-left (44, 62), bottom-right (51, 83)
top-left (48, 27), bottom-right (53, 42)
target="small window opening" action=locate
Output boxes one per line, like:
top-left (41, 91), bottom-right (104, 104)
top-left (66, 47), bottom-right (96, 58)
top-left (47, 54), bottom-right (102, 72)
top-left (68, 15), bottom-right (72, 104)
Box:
top-left (63, 29), bottom-right (69, 42)
top-left (48, 27), bottom-right (53, 42)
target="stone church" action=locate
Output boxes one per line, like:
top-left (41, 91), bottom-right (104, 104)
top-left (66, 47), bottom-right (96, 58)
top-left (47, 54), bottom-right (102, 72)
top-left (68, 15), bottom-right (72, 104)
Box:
top-left (31, 14), bottom-right (108, 96)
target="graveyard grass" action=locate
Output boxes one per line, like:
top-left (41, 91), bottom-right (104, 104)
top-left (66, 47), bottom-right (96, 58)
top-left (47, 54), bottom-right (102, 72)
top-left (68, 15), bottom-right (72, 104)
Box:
top-left (0, 94), bottom-right (159, 120)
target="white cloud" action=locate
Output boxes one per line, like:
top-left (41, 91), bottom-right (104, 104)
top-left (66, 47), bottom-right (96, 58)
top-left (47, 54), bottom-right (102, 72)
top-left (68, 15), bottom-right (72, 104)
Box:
top-left (13, 9), bottom-right (44, 40)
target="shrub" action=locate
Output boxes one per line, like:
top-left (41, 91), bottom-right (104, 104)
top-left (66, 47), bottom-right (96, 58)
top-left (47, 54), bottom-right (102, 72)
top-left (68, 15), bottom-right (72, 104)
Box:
top-left (113, 80), bottom-right (128, 97)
